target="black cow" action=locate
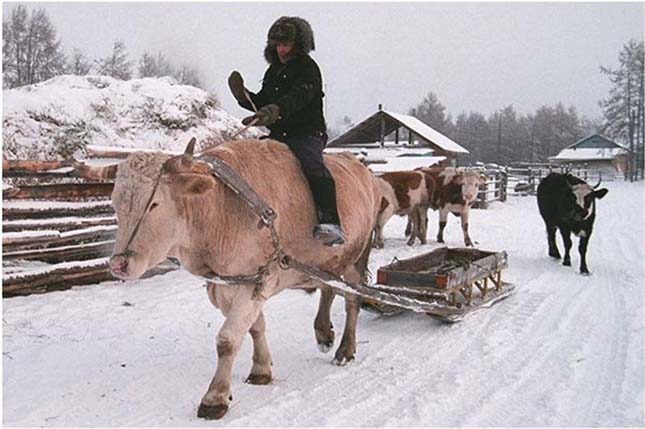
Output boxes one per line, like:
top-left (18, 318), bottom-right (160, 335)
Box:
top-left (537, 173), bottom-right (608, 275)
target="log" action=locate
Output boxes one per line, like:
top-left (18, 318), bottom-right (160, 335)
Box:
top-left (86, 145), bottom-right (177, 159)
top-left (2, 259), bottom-right (112, 297)
top-left (2, 169), bottom-right (80, 179)
top-left (3, 226), bottom-right (117, 252)
top-left (3, 259), bottom-right (178, 297)
top-left (3, 182), bottom-right (114, 200)
top-left (3, 240), bottom-right (115, 263)
top-left (3, 202), bottom-right (114, 220)
top-left (3, 216), bottom-right (117, 233)
top-left (3, 159), bottom-right (71, 172)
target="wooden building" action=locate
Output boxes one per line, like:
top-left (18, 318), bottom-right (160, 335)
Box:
top-left (327, 105), bottom-right (469, 163)
top-left (549, 134), bottom-right (629, 180)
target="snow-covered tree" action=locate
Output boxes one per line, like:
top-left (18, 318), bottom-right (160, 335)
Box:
top-left (174, 65), bottom-right (203, 88)
top-left (96, 40), bottom-right (133, 80)
top-left (2, 5), bottom-right (66, 88)
top-left (67, 48), bottom-right (92, 75)
top-left (600, 39), bottom-right (644, 179)
top-left (138, 51), bottom-right (174, 78)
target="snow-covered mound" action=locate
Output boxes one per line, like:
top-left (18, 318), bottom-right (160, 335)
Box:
top-left (3, 75), bottom-right (261, 160)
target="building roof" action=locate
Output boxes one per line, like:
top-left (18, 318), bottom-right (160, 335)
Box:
top-left (563, 133), bottom-right (627, 150)
top-left (328, 109), bottom-right (469, 155)
top-left (551, 133), bottom-right (628, 161)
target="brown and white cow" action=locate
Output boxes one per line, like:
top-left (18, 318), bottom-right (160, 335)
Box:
top-left (75, 138), bottom-right (382, 420)
top-left (373, 171), bottom-right (436, 248)
top-left (411, 167), bottom-right (487, 247)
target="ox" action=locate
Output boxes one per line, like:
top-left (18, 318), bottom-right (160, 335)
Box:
top-left (537, 172), bottom-right (608, 275)
top-left (408, 167), bottom-right (486, 247)
top-left (75, 138), bottom-right (381, 420)
top-left (373, 170), bottom-right (435, 247)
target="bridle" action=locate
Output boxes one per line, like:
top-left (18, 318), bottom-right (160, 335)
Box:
top-left (110, 164), bottom-right (166, 260)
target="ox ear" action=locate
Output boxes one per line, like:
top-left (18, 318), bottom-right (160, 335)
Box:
top-left (174, 173), bottom-right (215, 195)
top-left (479, 173), bottom-right (487, 185)
top-left (593, 188), bottom-right (608, 200)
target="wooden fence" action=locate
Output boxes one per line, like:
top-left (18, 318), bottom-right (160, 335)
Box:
top-left (470, 166), bottom-right (507, 208)
top-left (504, 163), bottom-right (614, 196)
top-left (2, 159), bottom-right (174, 298)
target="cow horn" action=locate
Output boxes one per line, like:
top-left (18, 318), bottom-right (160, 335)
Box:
top-left (592, 177), bottom-right (602, 189)
top-left (182, 137), bottom-right (197, 166)
top-left (71, 159), bottom-right (118, 180)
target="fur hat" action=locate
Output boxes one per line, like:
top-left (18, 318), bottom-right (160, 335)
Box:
top-left (264, 16), bottom-right (315, 63)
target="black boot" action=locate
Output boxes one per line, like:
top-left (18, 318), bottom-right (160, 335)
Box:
top-left (306, 175), bottom-right (346, 246)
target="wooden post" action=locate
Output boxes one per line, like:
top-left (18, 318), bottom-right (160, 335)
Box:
top-left (500, 170), bottom-right (507, 202)
top-left (395, 127), bottom-right (399, 145)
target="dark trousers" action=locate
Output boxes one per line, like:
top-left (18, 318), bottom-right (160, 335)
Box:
top-left (269, 133), bottom-right (341, 226)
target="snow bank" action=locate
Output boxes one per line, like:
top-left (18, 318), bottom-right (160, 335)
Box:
top-left (2, 75), bottom-right (261, 160)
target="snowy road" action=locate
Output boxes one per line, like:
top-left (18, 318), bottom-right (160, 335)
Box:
top-left (3, 181), bottom-right (643, 427)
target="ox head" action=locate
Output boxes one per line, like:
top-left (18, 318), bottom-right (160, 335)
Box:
top-left (454, 170), bottom-right (487, 204)
top-left (75, 138), bottom-right (216, 280)
top-left (567, 177), bottom-right (608, 222)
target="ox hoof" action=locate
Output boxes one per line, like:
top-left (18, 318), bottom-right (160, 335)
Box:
top-left (437, 238), bottom-right (445, 244)
top-left (197, 402), bottom-right (229, 420)
top-left (332, 356), bottom-right (355, 366)
top-left (245, 373), bottom-right (272, 385)
top-left (562, 260), bottom-right (571, 267)
top-left (580, 270), bottom-right (591, 276)
top-left (318, 342), bottom-right (333, 353)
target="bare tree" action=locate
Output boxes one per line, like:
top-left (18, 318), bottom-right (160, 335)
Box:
top-left (3, 5), bottom-right (66, 88)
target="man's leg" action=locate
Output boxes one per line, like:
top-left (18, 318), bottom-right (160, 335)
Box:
top-left (286, 134), bottom-right (345, 246)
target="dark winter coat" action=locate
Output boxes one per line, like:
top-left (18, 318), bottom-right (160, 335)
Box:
top-left (238, 17), bottom-right (326, 141)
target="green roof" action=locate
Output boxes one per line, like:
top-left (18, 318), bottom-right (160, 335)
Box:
top-left (565, 133), bottom-right (626, 150)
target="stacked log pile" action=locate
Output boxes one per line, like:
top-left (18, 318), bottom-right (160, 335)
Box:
top-left (2, 158), bottom-right (173, 297)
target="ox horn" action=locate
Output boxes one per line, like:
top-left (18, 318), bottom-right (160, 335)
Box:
top-left (592, 177), bottom-right (602, 189)
top-left (181, 137), bottom-right (197, 166)
top-left (70, 159), bottom-right (118, 180)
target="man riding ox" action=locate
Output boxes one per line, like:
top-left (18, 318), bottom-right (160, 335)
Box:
top-left (537, 172), bottom-right (608, 275)
top-left (74, 138), bottom-right (381, 420)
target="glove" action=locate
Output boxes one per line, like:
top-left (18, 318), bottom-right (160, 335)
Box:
top-left (228, 71), bottom-right (248, 104)
top-left (242, 104), bottom-right (280, 126)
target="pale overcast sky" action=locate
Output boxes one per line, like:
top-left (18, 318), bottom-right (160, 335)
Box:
top-left (4, 2), bottom-right (644, 126)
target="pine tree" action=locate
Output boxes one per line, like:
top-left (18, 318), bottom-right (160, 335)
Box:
top-left (600, 39), bottom-right (645, 179)
top-left (2, 5), bottom-right (66, 88)
top-left (96, 41), bottom-right (133, 80)
top-left (409, 92), bottom-right (451, 134)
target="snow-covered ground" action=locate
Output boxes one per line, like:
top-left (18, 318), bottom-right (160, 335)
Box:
top-left (3, 181), bottom-right (643, 427)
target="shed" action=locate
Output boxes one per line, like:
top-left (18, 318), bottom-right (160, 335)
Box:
top-left (549, 134), bottom-right (628, 179)
top-left (327, 106), bottom-right (469, 159)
